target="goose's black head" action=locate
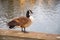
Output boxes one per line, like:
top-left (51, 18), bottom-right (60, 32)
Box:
top-left (26, 10), bottom-right (33, 18)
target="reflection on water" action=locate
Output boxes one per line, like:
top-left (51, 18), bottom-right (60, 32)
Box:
top-left (0, 0), bottom-right (60, 34)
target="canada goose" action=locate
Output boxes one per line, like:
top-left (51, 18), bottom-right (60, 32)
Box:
top-left (7, 10), bottom-right (33, 32)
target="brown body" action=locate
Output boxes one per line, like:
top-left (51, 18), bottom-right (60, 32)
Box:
top-left (7, 17), bottom-right (32, 29)
top-left (13, 17), bottom-right (31, 27)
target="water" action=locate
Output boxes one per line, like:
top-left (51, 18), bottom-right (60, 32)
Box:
top-left (27, 2), bottom-right (60, 34)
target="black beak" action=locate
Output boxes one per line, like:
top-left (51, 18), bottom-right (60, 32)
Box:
top-left (29, 10), bottom-right (33, 14)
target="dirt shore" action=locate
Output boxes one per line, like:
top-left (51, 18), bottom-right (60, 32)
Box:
top-left (0, 29), bottom-right (60, 40)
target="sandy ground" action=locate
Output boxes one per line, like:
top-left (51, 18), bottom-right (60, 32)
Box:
top-left (0, 29), bottom-right (60, 40)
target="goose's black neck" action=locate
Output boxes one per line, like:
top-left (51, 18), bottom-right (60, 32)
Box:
top-left (26, 10), bottom-right (30, 18)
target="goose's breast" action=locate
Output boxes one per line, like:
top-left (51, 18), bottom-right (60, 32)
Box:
top-left (29, 16), bottom-right (34, 22)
